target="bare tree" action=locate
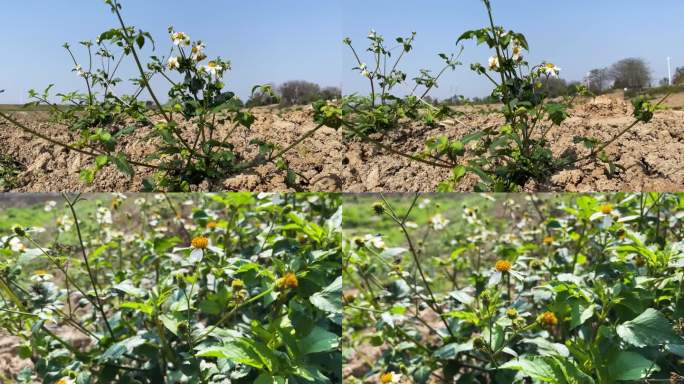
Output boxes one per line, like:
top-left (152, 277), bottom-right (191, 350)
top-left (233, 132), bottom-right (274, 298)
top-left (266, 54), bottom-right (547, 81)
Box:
top-left (674, 67), bottom-right (684, 85)
top-left (319, 86), bottom-right (341, 101)
top-left (539, 77), bottom-right (569, 98)
top-left (610, 58), bottom-right (651, 90)
top-left (278, 80), bottom-right (322, 106)
top-left (586, 68), bottom-right (612, 94)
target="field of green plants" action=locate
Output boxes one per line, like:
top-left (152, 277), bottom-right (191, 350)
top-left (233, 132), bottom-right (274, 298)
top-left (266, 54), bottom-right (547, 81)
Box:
top-left (0, 193), bottom-right (342, 383)
top-left (343, 193), bottom-right (684, 383)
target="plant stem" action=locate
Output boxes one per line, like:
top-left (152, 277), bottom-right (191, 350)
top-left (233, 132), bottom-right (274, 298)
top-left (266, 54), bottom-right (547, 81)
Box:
top-left (63, 193), bottom-right (116, 340)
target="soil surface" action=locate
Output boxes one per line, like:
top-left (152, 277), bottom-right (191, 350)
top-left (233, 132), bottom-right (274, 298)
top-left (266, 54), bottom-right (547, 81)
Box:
top-left (0, 332), bottom-right (31, 381)
top-left (1, 325), bottom-right (90, 381)
top-left (2, 94), bottom-right (682, 192)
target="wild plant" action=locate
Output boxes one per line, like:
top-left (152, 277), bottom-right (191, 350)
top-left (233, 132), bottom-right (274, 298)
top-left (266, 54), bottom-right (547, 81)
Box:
top-left (343, 193), bottom-right (684, 383)
top-left (322, 0), bottom-right (668, 191)
top-left (0, 193), bottom-right (342, 383)
top-left (0, 0), bottom-right (325, 191)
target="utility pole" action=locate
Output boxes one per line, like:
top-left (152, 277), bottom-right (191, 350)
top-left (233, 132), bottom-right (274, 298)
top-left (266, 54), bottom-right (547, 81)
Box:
top-left (667, 57), bottom-right (672, 85)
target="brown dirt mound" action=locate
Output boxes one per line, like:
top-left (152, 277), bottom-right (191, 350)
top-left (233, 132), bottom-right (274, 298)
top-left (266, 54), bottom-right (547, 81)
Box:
top-left (2, 101), bottom-right (682, 192)
top-left (341, 98), bottom-right (684, 192)
top-left (0, 107), bottom-right (344, 192)
top-left (0, 332), bottom-right (30, 381)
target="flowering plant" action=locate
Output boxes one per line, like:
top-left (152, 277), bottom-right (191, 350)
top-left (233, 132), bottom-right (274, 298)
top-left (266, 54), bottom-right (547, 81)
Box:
top-left (0, 193), bottom-right (342, 383)
top-left (319, 0), bottom-right (667, 192)
top-left (0, 0), bottom-right (322, 191)
top-left (343, 193), bottom-right (684, 383)
top-left (324, 30), bottom-right (460, 138)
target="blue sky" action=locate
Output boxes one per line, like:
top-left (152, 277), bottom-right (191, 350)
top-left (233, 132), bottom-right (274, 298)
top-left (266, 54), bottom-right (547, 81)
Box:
top-left (343, 0), bottom-right (684, 99)
top-left (1, 0), bottom-right (682, 103)
top-left (0, 0), bottom-right (342, 103)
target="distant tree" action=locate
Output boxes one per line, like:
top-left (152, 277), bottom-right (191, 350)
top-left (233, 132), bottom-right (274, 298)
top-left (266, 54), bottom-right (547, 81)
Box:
top-left (586, 68), bottom-right (612, 94)
top-left (442, 95), bottom-right (466, 105)
top-left (539, 77), bottom-right (569, 98)
top-left (246, 84), bottom-right (279, 107)
top-left (674, 67), bottom-right (684, 85)
top-left (423, 95), bottom-right (440, 105)
top-left (610, 58), bottom-right (651, 90)
top-left (659, 77), bottom-right (670, 87)
top-left (319, 86), bottom-right (341, 101)
top-left (278, 80), bottom-right (321, 106)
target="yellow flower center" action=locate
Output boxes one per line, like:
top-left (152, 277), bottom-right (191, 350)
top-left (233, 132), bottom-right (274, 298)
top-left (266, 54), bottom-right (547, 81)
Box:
top-left (380, 373), bottom-right (394, 383)
top-left (277, 272), bottom-right (299, 290)
top-left (543, 236), bottom-right (554, 245)
top-left (231, 279), bottom-right (245, 290)
top-left (539, 311), bottom-right (558, 326)
top-left (191, 236), bottom-right (209, 249)
top-left (495, 260), bottom-right (512, 273)
top-left (600, 204), bottom-right (613, 215)
top-left (207, 221), bottom-right (218, 230)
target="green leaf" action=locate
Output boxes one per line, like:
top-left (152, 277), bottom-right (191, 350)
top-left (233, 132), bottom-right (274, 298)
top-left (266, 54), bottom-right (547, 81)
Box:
top-left (254, 373), bottom-right (274, 384)
top-left (120, 301), bottom-right (153, 315)
top-left (100, 336), bottom-right (146, 362)
top-left (196, 342), bottom-right (264, 369)
top-left (310, 276), bottom-right (342, 314)
top-left (608, 351), bottom-right (658, 381)
top-left (433, 341), bottom-right (473, 360)
top-left (616, 308), bottom-right (682, 348)
top-left (522, 338), bottom-right (569, 357)
top-left (112, 280), bottom-right (146, 298)
top-left (298, 327), bottom-right (339, 355)
top-left (501, 356), bottom-right (594, 384)
top-left (112, 153), bottom-right (134, 178)
top-left (500, 357), bottom-right (557, 382)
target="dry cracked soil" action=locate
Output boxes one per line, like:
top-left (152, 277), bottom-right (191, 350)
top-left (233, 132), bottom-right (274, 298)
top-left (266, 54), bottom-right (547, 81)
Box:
top-left (1, 94), bottom-right (682, 193)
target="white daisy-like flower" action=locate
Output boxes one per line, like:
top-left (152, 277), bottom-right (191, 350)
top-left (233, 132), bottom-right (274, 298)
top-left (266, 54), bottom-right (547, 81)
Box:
top-left (488, 259), bottom-right (524, 287)
top-left (512, 45), bottom-right (523, 62)
top-left (191, 43), bottom-right (206, 62)
top-left (74, 65), bottom-right (86, 78)
top-left (205, 61), bottom-right (223, 76)
top-left (429, 214), bottom-right (450, 231)
top-left (359, 63), bottom-right (370, 78)
top-left (488, 56), bottom-right (500, 70)
top-left (171, 32), bottom-right (190, 46)
top-left (379, 371), bottom-right (402, 383)
top-left (56, 214), bottom-right (73, 232)
top-left (405, 221), bottom-right (419, 229)
top-left (154, 194), bottom-right (165, 201)
top-left (44, 201), bottom-right (57, 212)
top-left (30, 270), bottom-right (54, 282)
top-left (364, 234), bottom-right (385, 250)
top-left (542, 63), bottom-right (561, 77)
top-left (96, 207), bottom-right (113, 225)
top-left (167, 56), bottom-right (180, 70)
top-left (9, 237), bottom-right (27, 253)
top-left (134, 197), bottom-right (146, 206)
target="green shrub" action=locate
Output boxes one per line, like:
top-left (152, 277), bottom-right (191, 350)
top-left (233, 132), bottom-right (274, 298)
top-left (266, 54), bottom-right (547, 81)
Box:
top-left (0, 193), bottom-right (342, 383)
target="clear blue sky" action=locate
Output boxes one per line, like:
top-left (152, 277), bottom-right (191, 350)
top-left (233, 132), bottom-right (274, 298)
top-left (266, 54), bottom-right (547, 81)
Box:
top-left (343, 0), bottom-right (684, 99)
top-left (1, 0), bottom-right (682, 103)
top-left (0, 0), bottom-right (342, 104)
